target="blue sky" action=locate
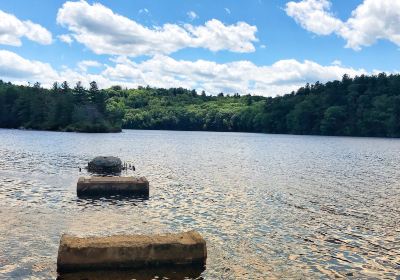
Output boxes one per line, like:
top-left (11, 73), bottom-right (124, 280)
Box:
top-left (0, 0), bottom-right (399, 96)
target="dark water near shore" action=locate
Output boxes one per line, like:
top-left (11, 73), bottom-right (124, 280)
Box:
top-left (0, 129), bottom-right (399, 279)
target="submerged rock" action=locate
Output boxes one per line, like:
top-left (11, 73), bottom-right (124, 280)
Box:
top-left (87, 156), bottom-right (122, 174)
top-left (56, 265), bottom-right (205, 280)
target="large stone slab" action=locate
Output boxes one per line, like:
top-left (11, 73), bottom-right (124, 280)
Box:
top-left (57, 231), bottom-right (207, 273)
top-left (77, 176), bottom-right (149, 197)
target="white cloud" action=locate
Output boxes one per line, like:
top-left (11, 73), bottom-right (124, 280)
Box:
top-left (285, 0), bottom-right (343, 35)
top-left (340, 0), bottom-right (400, 50)
top-left (0, 50), bottom-right (110, 88)
top-left (187, 11), bottom-right (198, 20)
top-left (0, 50), bottom-right (370, 96)
top-left (77, 60), bottom-right (102, 71)
top-left (285, 0), bottom-right (400, 50)
top-left (56, 0), bottom-right (257, 57)
top-left (0, 50), bottom-right (58, 83)
top-left (0, 10), bottom-right (52, 46)
top-left (109, 55), bottom-right (365, 95)
top-left (138, 8), bottom-right (149, 14)
top-left (58, 34), bottom-right (73, 44)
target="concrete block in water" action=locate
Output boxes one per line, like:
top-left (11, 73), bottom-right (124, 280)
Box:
top-left (57, 231), bottom-right (207, 273)
top-left (77, 176), bottom-right (149, 197)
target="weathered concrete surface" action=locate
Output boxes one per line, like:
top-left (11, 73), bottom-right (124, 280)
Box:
top-left (87, 156), bottom-right (122, 174)
top-left (57, 231), bottom-right (207, 273)
top-left (77, 176), bottom-right (149, 197)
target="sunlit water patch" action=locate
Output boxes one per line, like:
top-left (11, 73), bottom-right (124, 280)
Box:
top-left (0, 129), bottom-right (399, 279)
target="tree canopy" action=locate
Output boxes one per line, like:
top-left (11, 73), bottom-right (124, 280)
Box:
top-left (1, 73), bottom-right (400, 137)
top-left (0, 81), bottom-right (121, 133)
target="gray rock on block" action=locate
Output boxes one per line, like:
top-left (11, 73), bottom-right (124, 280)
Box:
top-left (87, 156), bottom-right (122, 174)
top-left (77, 176), bottom-right (149, 197)
top-left (57, 231), bottom-right (207, 273)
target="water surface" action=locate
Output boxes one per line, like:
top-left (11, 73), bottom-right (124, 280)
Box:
top-left (0, 129), bottom-right (399, 279)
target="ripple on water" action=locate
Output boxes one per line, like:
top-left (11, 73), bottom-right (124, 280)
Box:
top-left (0, 129), bottom-right (399, 279)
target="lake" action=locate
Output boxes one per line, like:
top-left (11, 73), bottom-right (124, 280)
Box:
top-left (0, 129), bottom-right (399, 279)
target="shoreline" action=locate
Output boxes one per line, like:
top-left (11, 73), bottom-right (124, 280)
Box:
top-left (3, 126), bottom-right (400, 140)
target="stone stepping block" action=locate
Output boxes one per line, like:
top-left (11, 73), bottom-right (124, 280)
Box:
top-left (57, 231), bottom-right (207, 273)
top-left (77, 176), bottom-right (149, 197)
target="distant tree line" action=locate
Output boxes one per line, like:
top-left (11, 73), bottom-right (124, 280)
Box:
top-left (261, 73), bottom-right (400, 137)
top-left (0, 81), bottom-right (121, 132)
top-left (1, 73), bottom-right (400, 137)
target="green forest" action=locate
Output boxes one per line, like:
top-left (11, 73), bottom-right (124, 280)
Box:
top-left (1, 73), bottom-right (400, 137)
